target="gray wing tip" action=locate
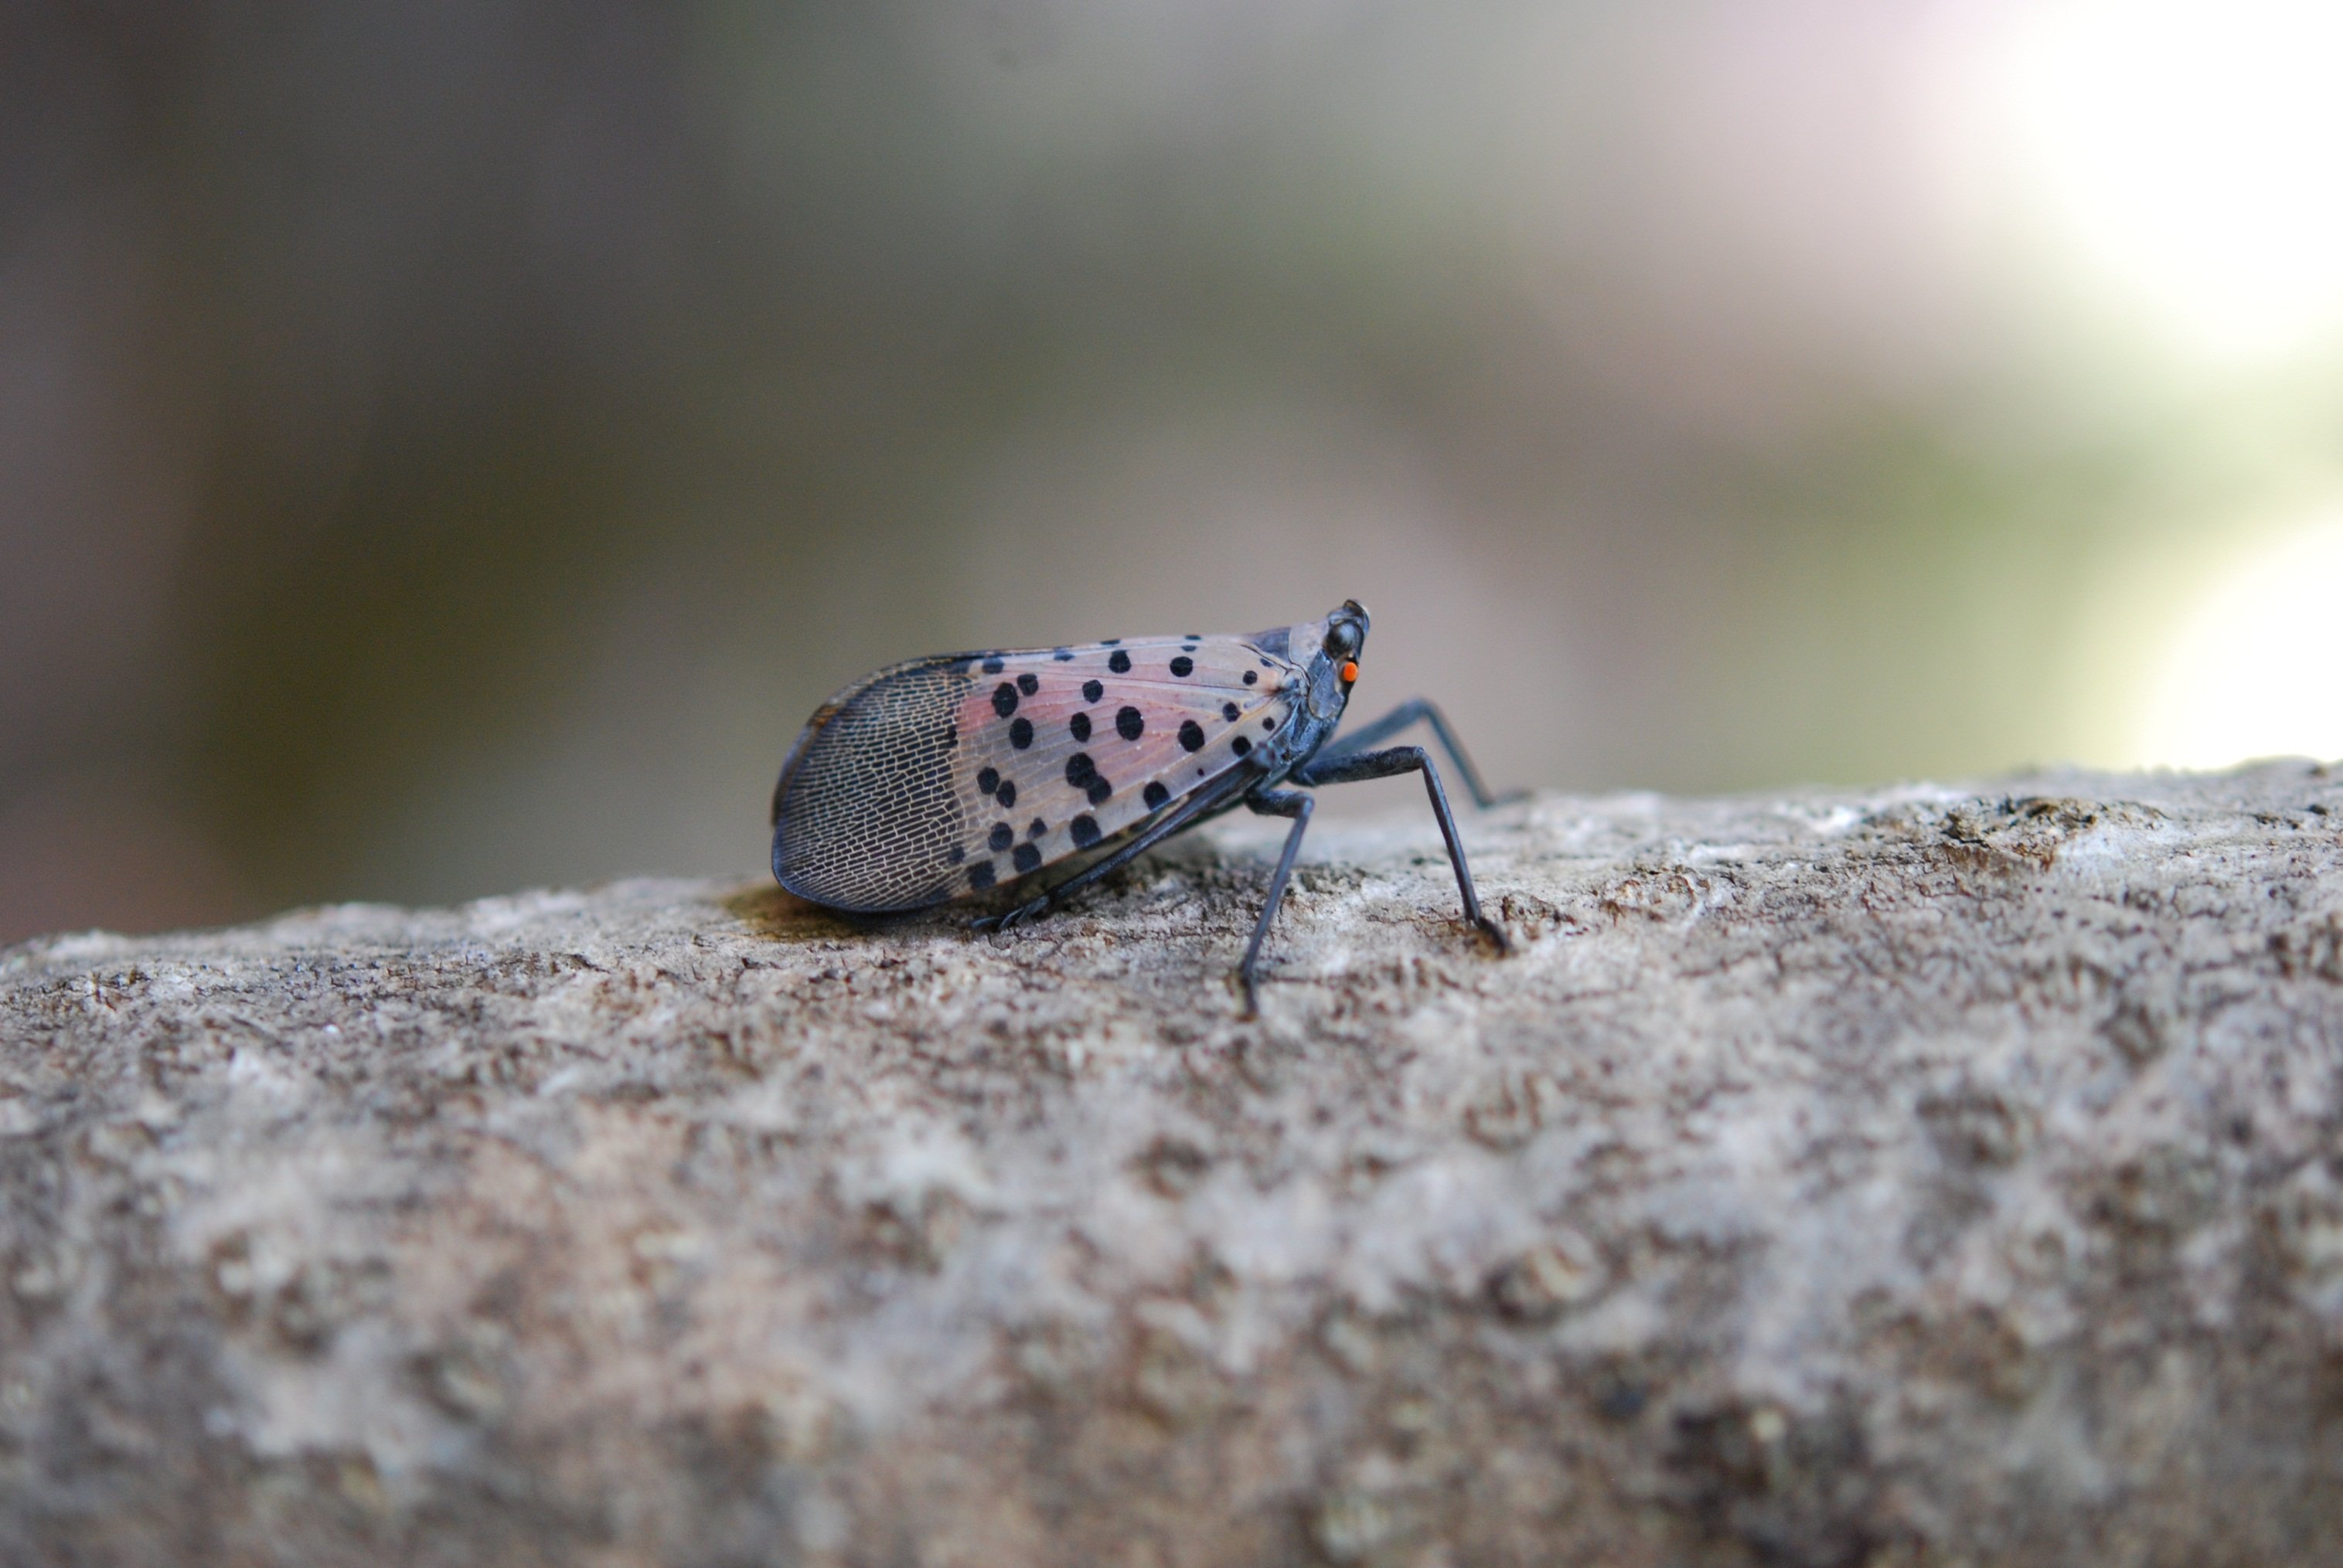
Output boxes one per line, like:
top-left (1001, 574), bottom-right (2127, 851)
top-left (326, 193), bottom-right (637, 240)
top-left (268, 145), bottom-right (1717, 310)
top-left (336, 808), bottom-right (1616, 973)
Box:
top-left (771, 856), bottom-right (949, 916)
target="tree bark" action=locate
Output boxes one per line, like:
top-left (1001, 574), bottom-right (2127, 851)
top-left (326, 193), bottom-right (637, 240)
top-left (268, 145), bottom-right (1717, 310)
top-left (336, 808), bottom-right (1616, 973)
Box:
top-left (5, 764), bottom-right (2343, 1566)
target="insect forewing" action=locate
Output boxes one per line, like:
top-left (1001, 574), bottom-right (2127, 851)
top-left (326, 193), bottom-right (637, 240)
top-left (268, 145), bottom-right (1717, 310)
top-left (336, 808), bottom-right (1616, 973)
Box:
top-left (774, 634), bottom-right (1301, 912)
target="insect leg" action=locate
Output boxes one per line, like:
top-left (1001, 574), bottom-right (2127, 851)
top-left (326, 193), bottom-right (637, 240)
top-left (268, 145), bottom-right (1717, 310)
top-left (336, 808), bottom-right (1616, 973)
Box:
top-left (972, 769), bottom-right (1258, 934)
top-left (1235, 787), bottom-right (1313, 1016)
top-left (1292, 746), bottom-right (1509, 951)
top-left (1313, 699), bottom-right (1521, 808)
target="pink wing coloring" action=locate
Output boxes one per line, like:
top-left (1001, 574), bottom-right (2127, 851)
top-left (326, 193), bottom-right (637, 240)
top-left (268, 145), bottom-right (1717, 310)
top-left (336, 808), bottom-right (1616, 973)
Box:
top-left (946, 635), bottom-right (1298, 899)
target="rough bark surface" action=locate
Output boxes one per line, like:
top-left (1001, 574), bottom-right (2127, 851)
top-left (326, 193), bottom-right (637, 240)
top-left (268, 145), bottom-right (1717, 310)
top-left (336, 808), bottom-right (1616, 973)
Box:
top-left (5, 765), bottom-right (2343, 1566)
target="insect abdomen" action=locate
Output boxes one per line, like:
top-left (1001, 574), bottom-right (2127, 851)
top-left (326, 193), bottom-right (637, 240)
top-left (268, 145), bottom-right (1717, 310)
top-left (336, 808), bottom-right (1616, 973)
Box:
top-left (771, 661), bottom-right (972, 913)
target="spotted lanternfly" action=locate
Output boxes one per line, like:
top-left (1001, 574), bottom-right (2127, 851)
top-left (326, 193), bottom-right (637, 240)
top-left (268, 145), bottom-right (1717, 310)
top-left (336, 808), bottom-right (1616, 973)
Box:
top-left (770, 600), bottom-right (1514, 1010)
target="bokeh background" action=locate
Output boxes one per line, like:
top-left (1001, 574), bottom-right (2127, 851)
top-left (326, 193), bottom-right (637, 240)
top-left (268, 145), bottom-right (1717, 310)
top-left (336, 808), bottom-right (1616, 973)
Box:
top-left (6, 0), bottom-right (2343, 941)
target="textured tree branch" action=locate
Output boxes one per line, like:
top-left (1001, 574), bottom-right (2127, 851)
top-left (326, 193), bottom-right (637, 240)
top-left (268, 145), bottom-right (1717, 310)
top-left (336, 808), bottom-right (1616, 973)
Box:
top-left (5, 765), bottom-right (2343, 1566)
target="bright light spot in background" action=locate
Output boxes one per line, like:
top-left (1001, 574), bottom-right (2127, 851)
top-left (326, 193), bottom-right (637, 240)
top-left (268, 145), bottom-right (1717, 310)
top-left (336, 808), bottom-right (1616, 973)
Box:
top-left (2128, 514), bottom-right (2343, 767)
top-left (1994, 0), bottom-right (2343, 359)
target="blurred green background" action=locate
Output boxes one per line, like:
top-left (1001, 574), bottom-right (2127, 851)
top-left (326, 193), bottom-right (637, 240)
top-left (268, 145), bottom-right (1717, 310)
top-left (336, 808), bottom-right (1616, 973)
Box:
top-left (6, 1), bottom-right (2343, 940)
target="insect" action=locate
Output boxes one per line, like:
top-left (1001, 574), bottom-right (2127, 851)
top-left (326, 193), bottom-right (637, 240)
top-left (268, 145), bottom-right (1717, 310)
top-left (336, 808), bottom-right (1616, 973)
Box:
top-left (770, 600), bottom-right (1515, 1010)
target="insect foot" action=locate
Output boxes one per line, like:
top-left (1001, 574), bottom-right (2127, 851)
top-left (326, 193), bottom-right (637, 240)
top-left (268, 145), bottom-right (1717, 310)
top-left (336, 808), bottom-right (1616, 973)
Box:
top-left (969, 895), bottom-right (1050, 937)
top-left (1236, 969), bottom-right (1268, 1019)
top-left (1473, 912), bottom-right (1514, 954)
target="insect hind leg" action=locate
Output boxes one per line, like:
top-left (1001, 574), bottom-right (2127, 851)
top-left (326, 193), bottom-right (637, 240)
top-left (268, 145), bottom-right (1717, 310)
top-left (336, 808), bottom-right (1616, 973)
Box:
top-left (1314, 699), bottom-right (1521, 809)
top-left (972, 769), bottom-right (1254, 935)
top-left (1292, 745), bottom-right (1509, 951)
top-left (1235, 788), bottom-right (1315, 1015)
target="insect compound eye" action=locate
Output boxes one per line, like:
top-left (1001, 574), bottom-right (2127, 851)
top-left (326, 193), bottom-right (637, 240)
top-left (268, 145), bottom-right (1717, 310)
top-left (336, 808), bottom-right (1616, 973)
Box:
top-left (1323, 621), bottom-right (1361, 659)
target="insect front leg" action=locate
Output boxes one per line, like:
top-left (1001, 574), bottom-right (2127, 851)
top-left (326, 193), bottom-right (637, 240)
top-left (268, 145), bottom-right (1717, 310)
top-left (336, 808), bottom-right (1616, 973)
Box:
top-left (1236, 787), bottom-right (1314, 1016)
top-left (1291, 745), bottom-right (1510, 951)
top-left (1315, 699), bottom-right (1522, 809)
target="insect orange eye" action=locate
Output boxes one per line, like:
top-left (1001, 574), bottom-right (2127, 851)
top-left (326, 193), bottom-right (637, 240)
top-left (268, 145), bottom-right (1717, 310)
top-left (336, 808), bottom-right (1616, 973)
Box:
top-left (1340, 660), bottom-right (1359, 682)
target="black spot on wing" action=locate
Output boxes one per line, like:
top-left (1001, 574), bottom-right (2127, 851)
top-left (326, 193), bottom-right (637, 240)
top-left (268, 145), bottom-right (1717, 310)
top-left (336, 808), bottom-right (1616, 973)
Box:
top-left (1143, 781), bottom-right (1170, 809)
top-left (1052, 648), bottom-right (1074, 662)
top-left (996, 779), bottom-right (1017, 808)
top-left (1243, 670), bottom-right (1258, 685)
top-left (982, 657), bottom-right (1006, 675)
top-left (977, 767), bottom-right (1000, 795)
top-left (1108, 650), bottom-right (1132, 674)
top-left (1222, 702), bottom-right (1239, 721)
top-left (969, 861), bottom-right (996, 892)
top-left (989, 823), bottom-right (1014, 852)
top-left (1017, 672), bottom-right (1039, 695)
top-left (993, 683), bottom-right (1019, 718)
top-left (1027, 818), bottom-right (1047, 838)
top-left (1013, 842), bottom-right (1041, 873)
top-left (1070, 713), bottom-right (1091, 743)
top-left (1115, 706), bottom-right (1144, 741)
top-left (1065, 755), bottom-right (1113, 804)
top-left (1169, 655), bottom-right (1194, 678)
top-left (1081, 679), bottom-right (1103, 704)
top-left (947, 845), bottom-right (965, 864)
top-left (1232, 736), bottom-right (1252, 758)
top-left (1009, 716), bottom-right (1034, 749)
top-left (1178, 720), bottom-right (1205, 753)
top-left (1071, 815), bottom-right (1102, 849)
